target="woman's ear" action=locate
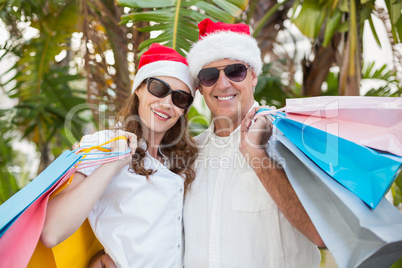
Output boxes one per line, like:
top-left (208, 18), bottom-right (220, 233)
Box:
top-left (134, 82), bottom-right (146, 98)
top-left (134, 88), bottom-right (141, 100)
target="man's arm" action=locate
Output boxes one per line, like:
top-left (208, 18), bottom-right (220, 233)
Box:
top-left (89, 249), bottom-right (116, 268)
top-left (239, 108), bottom-right (325, 248)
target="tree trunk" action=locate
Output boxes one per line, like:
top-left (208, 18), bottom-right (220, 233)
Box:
top-left (338, 0), bottom-right (361, 96)
top-left (302, 33), bottom-right (341, 96)
top-left (101, 0), bottom-right (131, 111)
top-left (37, 142), bottom-right (50, 175)
top-left (80, 0), bottom-right (150, 122)
top-left (250, 0), bottom-right (292, 58)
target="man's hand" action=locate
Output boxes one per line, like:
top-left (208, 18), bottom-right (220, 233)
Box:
top-left (89, 249), bottom-right (116, 268)
top-left (239, 106), bottom-right (274, 156)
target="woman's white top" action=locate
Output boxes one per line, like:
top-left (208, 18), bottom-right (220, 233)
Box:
top-left (79, 130), bottom-right (184, 268)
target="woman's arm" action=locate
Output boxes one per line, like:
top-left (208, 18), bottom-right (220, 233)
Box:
top-left (40, 131), bottom-right (137, 248)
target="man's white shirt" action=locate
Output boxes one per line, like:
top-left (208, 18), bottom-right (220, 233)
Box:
top-left (183, 102), bottom-right (321, 268)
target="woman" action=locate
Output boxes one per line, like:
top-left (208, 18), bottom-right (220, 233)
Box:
top-left (40, 43), bottom-right (198, 268)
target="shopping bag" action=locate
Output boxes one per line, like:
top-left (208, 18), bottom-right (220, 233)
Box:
top-left (285, 96), bottom-right (402, 156)
top-left (0, 135), bottom-right (129, 268)
top-left (28, 219), bottom-right (103, 268)
top-left (0, 154), bottom-right (79, 268)
top-left (286, 112), bottom-right (402, 156)
top-left (285, 96), bottom-right (402, 123)
top-left (272, 115), bottom-right (402, 209)
top-left (0, 150), bottom-right (81, 237)
top-left (270, 132), bottom-right (402, 268)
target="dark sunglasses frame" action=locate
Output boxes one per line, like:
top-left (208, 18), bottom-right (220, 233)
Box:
top-left (197, 63), bottom-right (249, 87)
top-left (146, 77), bottom-right (193, 109)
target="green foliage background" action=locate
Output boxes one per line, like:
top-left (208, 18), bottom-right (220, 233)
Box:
top-left (0, 1), bottom-right (401, 265)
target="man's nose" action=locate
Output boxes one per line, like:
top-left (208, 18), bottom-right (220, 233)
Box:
top-left (214, 70), bottom-right (231, 89)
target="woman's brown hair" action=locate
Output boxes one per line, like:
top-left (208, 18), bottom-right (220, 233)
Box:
top-left (115, 83), bottom-right (198, 194)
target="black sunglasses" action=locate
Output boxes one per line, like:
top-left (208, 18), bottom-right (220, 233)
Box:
top-left (197, 63), bottom-right (249, 87)
top-left (146, 77), bottom-right (193, 109)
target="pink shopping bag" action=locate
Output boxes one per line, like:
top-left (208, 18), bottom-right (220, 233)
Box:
top-left (285, 96), bottom-right (402, 156)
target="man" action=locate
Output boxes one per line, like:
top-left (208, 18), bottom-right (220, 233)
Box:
top-left (182, 18), bottom-right (324, 268)
top-left (90, 18), bottom-right (324, 268)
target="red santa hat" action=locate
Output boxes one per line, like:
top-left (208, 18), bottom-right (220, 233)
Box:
top-left (187, 18), bottom-right (262, 81)
top-left (132, 43), bottom-right (196, 96)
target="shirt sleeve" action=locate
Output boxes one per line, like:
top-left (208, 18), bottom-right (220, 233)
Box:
top-left (77, 130), bottom-right (114, 177)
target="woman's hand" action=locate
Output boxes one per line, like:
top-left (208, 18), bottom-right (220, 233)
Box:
top-left (110, 130), bottom-right (137, 167)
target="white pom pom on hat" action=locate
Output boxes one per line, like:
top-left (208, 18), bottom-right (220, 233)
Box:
top-left (187, 18), bottom-right (262, 81)
top-left (132, 43), bottom-right (196, 96)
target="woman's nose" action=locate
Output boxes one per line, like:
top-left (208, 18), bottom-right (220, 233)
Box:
top-left (159, 96), bottom-right (173, 109)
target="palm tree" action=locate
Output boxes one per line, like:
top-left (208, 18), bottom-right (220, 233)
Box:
top-left (79, 0), bottom-right (149, 123)
top-left (1, 0), bottom-right (401, 208)
top-left (0, 0), bottom-right (89, 174)
top-left (291, 0), bottom-right (402, 96)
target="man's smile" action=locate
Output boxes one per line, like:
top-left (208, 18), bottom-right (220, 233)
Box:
top-left (215, 94), bottom-right (236, 101)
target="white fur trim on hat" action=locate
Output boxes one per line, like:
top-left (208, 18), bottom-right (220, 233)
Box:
top-left (187, 31), bottom-right (262, 80)
top-left (132, 60), bottom-right (196, 96)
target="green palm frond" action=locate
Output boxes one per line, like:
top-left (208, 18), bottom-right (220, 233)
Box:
top-left (254, 61), bottom-right (296, 108)
top-left (0, 110), bottom-right (19, 204)
top-left (10, 66), bottom-right (88, 147)
top-left (7, 0), bottom-right (78, 99)
top-left (291, 0), bottom-right (331, 40)
top-left (384, 0), bottom-right (402, 43)
top-left (291, 0), bottom-right (389, 48)
top-left (117, 0), bottom-right (249, 55)
top-left (362, 61), bottom-right (402, 97)
top-left (2, 0), bottom-right (89, 146)
top-left (362, 62), bottom-right (398, 81)
top-left (187, 106), bottom-right (209, 136)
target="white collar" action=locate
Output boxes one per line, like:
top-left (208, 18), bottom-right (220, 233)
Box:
top-left (198, 100), bottom-right (259, 147)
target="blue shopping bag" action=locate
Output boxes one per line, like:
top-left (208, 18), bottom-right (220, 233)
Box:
top-left (270, 132), bottom-right (402, 268)
top-left (0, 151), bottom-right (81, 237)
top-left (273, 116), bottom-right (402, 209)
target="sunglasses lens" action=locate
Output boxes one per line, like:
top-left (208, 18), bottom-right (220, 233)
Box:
top-left (198, 64), bottom-right (248, 86)
top-left (198, 68), bottom-right (220, 87)
top-left (148, 78), bottom-right (193, 109)
top-left (148, 78), bottom-right (170, 97)
top-left (172, 91), bottom-right (193, 109)
top-left (225, 64), bottom-right (248, 82)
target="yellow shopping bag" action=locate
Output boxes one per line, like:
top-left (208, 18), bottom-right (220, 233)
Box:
top-left (28, 219), bottom-right (103, 268)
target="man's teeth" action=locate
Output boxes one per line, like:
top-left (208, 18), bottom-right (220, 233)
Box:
top-left (217, 95), bottom-right (235, 101)
top-left (153, 110), bottom-right (169, 119)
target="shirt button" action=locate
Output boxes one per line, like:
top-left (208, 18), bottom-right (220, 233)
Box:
top-left (178, 244), bottom-right (180, 248)
top-left (179, 188), bottom-right (183, 192)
